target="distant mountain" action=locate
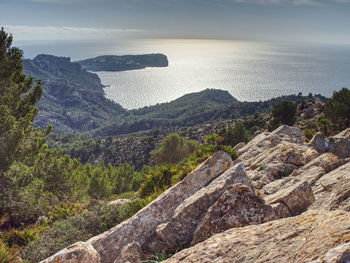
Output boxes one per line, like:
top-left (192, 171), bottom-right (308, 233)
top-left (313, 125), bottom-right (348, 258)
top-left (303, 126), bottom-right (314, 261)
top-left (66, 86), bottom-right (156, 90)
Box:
top-left (77, 54), bottom-right (168, 72)
top-left (23, 54), bottom-right (126, 132)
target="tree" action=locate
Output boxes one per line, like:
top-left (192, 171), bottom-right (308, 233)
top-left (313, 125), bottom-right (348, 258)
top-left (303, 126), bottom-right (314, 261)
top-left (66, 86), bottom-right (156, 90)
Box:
top-left (0, 28), bottom-right (47, 176)
top-left (268, 101), bottom-right (297, 131)
top-left (323, 88), bottom-right (350, 130)
top-left (219, 121), bottom-right (249, 146)
top-left (151, 133), bottom-right (198, 164)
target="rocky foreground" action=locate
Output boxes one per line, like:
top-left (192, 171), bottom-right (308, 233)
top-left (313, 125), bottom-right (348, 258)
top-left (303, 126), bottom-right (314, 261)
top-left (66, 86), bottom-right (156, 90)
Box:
top-left (42, 126), bottom-right (350, 263)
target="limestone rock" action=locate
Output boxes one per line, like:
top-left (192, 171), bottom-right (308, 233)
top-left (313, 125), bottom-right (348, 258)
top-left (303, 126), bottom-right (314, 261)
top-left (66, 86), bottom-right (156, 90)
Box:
top-left (40, 242), bottom-right (100, 263)
top-left (265, 180), bottom-right (315, 216)
top-left (329, 137), bottom-right (350, 158)
top-left (307, 242), bottom-right (350, 263)
top-left (115, 242), bottom-right (146, 263)
top-left (233, 142), bottom-right (245, 151)
top-left (309, 132), bottom-right (329, 154)
top-left (270, 202), bottom-right (291, 219)
top-left (107, 199), bottom-right (131, 207)
top-left (271, 125), bottom-right (306, 144)
top-left (334, 128), bottom-right (350, 139)
top-left (156, 163), bottom-right (251, 248)
top-left (191, 184), bottom-right (275, 245)
top-left (311, 162), bottom-right (350, 211)
top-left (163, 210), bottom-right (350, 263)
top-left (88, 151), bottom-right (232, 263)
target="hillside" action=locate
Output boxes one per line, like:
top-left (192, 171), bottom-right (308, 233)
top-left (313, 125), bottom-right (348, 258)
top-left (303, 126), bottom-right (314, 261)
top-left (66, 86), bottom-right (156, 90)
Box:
top-left (23, 54), bottom-right (126, 132)
top-left (77, 54), bottom-right (168, 72)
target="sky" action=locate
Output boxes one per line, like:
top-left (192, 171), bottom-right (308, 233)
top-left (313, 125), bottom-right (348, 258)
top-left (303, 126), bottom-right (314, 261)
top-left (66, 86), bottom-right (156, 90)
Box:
top-left (1, 0), bottom-right (350, 44)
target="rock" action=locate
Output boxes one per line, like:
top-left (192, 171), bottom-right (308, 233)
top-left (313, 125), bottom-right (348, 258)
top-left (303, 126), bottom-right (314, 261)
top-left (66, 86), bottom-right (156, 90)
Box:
top-left (163, 210), bottom-right (350, 263)
top-left (88, 151), bottom-right (231, 263)
top-left (334, 128), bottom-right (350, 139)
top-left (107, 199), bottom-right (131, 207)
top-left (271, 125), bottom-right (306, 144)
top-left (270, 202), bottom-right (291, 219)
top-left (191, 184), bottom-right (276, 245)
top-left (307, 242), bottom-right (350, 263)
top-left (292, 152), bottom-right (345, 176)
top-left (35, 216), bottom-right (48, 225)
top-left (265, 180), bottom-right (315, 216)
top-left (156, 163), bottom-right (252, 248)
top-left (115, 242), bottom-right (146, 263)
top-left (309, 132), bottom-right (329, 154)
top-left (262, 177), bottom-right (297, 196)
top-left (40, 242), bottom-right (100, 263)
top-left (233, 142), bottom-right (245, 151)
top-left (311, 162), bottom-right (350, 211)
top-left (329, 137), bottom-right (350, 158)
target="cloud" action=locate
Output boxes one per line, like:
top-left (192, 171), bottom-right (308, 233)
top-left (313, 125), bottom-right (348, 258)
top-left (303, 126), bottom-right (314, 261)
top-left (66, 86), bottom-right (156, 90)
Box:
top-left (4, 25), bottom-right (143, 40)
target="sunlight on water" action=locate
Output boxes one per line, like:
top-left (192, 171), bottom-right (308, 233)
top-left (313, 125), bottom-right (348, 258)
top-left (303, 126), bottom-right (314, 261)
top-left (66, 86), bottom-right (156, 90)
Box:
top-left (18, 39), bottom-right (350, 109)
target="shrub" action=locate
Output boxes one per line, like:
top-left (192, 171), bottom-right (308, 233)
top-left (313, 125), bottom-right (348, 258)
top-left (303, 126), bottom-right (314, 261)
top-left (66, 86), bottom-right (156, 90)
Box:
top-left (151, 133), bottom-right (199, 165)
top-left (323, 88), bottom-right (350, 130)
top-left (218, 121), bottom-right (249, 147)
top-left (268, 101), bottom-right (297, 131)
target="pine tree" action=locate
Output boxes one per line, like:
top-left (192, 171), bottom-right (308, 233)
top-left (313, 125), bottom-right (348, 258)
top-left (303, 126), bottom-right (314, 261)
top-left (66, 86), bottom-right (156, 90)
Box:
top-left (0, 27), bottom-right (46, 176)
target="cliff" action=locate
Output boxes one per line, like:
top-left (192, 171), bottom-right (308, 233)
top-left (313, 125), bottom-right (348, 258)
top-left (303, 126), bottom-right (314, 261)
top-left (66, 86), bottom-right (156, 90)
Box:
top-left (41, 126), bottom-right (350, 263)
top-left (23, 54), bottom-right (126, 132)
top-left (77, 54), bottom-right (169, 72)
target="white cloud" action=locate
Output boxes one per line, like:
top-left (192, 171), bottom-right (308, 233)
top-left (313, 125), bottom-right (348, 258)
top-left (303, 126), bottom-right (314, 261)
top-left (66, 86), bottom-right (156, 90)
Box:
top-left (4, 25), bottom-right (143, 40)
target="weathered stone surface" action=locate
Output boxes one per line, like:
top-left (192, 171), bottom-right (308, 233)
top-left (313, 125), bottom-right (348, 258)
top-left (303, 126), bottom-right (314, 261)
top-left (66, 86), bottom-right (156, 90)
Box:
top-left (309, 132), bottom-right (329, 154)
top-left (265, 180), bottom-right (315, 216)
top-left (262, 177), bottom-right (297, 196)
top-left (191, 184), bottom-right (275, 245)
top-left (40, 242), bottom-right (100, 263)
top-left (307, 242), bottom-right (350, 263)
top-left (311, 162), bottom-right (350, 211)
top-left (88, 151), bottom-right (232, 263)
top-left (107, 199), bottom-right (131, 207)
top-left (233, 142), bottom-right (245, 151)
top-left (334, 128), bottom-right (350, 139)
top-left (329, 137), bottom-right (350, 158)
top-left (271, 125), bottom-right (306, 144)
top-left (292, 152), bottom-right (345, 176)
top-left (156, 163), bottom-right (251, 247)
top-left (114, 242), bottom-right (146, 263)
top-left (270, 202), bottom-right (291, 219)
top-left (164, 210), bottom-right (350, 263)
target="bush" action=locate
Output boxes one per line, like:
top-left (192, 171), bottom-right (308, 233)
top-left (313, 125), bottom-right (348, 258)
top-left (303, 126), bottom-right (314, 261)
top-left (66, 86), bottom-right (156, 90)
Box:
top-left (323, 88), bottom-right (350, 130)
top-left (268, 101), bottom-right (297, 131)
top-left (218, 121), bottom-right (249, 147)
top-left (151, 133), bottom-right (199, 165)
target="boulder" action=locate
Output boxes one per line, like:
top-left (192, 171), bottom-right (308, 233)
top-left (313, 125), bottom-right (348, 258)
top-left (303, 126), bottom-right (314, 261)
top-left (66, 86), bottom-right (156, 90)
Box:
top-left (329, 137), bottom-right (350, 158)
top-left (40, 242), bottom-right (100, 263)
top-left (191, 184), bottom-right (275, 245)
top-left (114, 242), bottom-right (146, 263)
top-left (307, 242), bottom-right (350, 263)
top-left (233, 142), bottom-right (245, 151)
top-left (311, 162), bottom-right (350, 211)
top-left (334, 128), bottom-right (350, 139)
top-left (265, 180), bottom-right (315, 216)
top-left (308, 132), bottom-right (329, 154)
top-left (271, 125), bottom-right (306, 144)
top-left (163, 210), bottom-right (350, 263)
top-left (107, 199), bottom-right (131, 207)
top-left (156, 163), bottom-right (252, 248)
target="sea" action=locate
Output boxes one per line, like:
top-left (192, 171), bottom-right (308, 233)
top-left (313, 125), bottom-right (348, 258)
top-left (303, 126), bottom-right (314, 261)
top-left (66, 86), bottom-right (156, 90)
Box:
top-left (16, 38), bottom-right (350, 110)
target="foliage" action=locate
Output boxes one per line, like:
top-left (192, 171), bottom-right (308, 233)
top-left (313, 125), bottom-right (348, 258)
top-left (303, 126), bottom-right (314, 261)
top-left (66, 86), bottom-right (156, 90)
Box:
top-left (151, 133), bottom-right (199, 165)
top-left (0, 242), bottom-right (16, 263)
top-left (268, 101), bottom-right (297, 131)
top-left (323, 88), bottom-right (350, 131)
top-left (218, 121), bottom-right (250, 146)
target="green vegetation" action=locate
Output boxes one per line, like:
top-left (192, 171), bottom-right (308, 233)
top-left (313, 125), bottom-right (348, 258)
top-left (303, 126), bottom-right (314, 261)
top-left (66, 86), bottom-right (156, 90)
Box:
top-left (268, 101), bottom-right (297, 131)
top-left (151, 133), bottom-right (199, 165)
top-left (323, 88), bottom-right (350, 131)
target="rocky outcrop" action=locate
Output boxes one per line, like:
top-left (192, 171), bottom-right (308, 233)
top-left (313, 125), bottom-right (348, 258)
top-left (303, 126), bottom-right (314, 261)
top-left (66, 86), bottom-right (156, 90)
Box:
top-left (156, 164), bottom-right (252, 248)
top-left (41, 151), bottom-right (232, 263)
top-left (42, 126), bottom-right (350, 263)
top-left (40, 242), bottom-right (100, 263)
top-left (309, 132), bottom-right (329, 153)
top-left (164, 210), bottom-right (350, 263)
top-left (191, 184), bottom-right (275, 245)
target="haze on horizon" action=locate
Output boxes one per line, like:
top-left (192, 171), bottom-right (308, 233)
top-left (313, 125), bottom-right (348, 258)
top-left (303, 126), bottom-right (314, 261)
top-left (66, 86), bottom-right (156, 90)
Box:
top-left (1, 0), bottom-right (350, 44)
